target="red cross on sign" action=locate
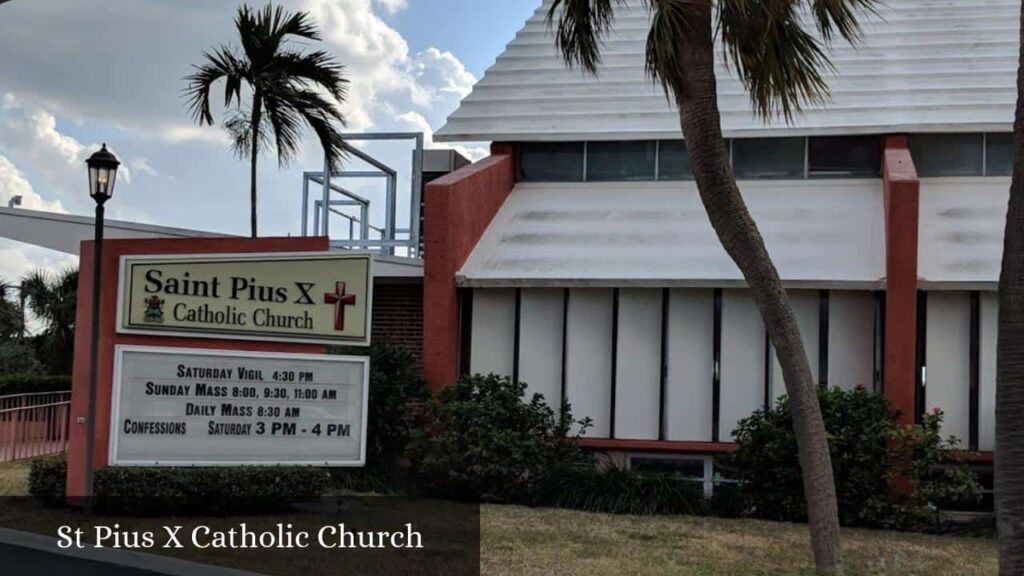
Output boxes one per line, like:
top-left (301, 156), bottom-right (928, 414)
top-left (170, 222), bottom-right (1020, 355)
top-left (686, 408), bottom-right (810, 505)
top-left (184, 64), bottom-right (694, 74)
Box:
top-left (323, 281), bottom-right (357, 331)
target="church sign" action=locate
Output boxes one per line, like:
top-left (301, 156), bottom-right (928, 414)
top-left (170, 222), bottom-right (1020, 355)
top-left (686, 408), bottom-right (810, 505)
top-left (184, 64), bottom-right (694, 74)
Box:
top-left (110, 345), bottom-right (369, 466)
top-left (117, 252), bottom-right (372, 346)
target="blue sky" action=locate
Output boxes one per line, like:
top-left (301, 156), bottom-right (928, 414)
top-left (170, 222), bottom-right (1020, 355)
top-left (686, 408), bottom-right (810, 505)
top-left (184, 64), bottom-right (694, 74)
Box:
top-left (388, 1), bottom-right (537, 78)
top-left (0, 0), bottom-right (541, 283)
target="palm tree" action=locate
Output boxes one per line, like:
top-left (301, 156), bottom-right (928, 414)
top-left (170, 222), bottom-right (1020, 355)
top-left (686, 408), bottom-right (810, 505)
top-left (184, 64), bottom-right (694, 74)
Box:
top-left (21, 268), bottom-right (78, 374)
top-left (996, 4), bottom-right (1024, 573)
top-left (547, 1), bottom-right (878, 573)
top-left (185, 3), bottom-right (349, 237)
top-left (0, 281), bottom-right (24, 340)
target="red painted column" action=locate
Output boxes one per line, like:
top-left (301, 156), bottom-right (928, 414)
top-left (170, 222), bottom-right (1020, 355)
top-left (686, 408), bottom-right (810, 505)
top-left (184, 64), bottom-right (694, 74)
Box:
top-left (66, 236), bottom-right (328, 501)
top-left (422, 143), bottom-right (516, 391)
top-left (882, 135), bottom-right (920, 425)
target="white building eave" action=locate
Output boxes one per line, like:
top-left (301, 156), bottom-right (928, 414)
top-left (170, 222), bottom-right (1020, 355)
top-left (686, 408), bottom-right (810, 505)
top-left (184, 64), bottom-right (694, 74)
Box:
top-left (456, 180), bottom-right (888, 288)
top-left (0, 207), bottom-right (423, 278)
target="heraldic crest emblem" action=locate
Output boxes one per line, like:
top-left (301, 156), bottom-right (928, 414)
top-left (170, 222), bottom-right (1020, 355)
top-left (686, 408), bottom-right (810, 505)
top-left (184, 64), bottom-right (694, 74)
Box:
top-left (143, 295), bottom-right (165, 323)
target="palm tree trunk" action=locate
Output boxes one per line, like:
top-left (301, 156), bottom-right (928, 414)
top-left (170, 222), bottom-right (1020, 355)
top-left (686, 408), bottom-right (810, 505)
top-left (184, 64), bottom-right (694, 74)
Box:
top-left (249, 89), bottom-right (263, 238)
top-left (996, 4), bottom-right (1024, 573)
top-left (672, 3), bottom-right (841, 574)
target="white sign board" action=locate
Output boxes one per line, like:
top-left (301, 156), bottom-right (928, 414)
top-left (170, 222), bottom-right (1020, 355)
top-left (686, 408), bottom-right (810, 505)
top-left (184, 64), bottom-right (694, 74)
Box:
top-left (110, 345), bottom-right (368, 466)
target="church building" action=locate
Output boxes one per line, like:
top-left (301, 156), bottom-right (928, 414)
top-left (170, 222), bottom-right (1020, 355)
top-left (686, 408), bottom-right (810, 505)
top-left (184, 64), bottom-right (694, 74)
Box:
top-left (422, 0), bottom-right (1015, 485)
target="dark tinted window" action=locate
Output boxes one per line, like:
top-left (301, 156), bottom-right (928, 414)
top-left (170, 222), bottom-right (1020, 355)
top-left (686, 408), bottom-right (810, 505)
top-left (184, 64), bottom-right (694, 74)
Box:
top-left (586, 140), bottom-right (656, 181)
top-left (909, 133), bottom-right (984, 176)
top-left (733, 137), bottom-right (805, 179)
top-left (657, 140), bottom-right (694, 180)
top-left (630, 457), bottom-right (705, 480)
top-left (808, 136), bottom-right (881, 178)
top-left (518, 142), bottom-right (584, 181)
top-left (986, 133), bottom-right (1013, 176)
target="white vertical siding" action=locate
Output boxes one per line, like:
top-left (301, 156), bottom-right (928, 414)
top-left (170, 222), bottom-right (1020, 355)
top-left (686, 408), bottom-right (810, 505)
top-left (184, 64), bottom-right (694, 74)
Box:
top-left (979, 293), bottom-right (998, 452)
top-left (829, 291), bottom-right (877, 391)
top-left (470, 289), bottom-right (515, 377)
top-left (565, 288), bottom-right (614, 437)
top-left (664, 289), bottom-right (714, 442)
top-left (719, 290), bottom-right (766, 441)
top-left (614, 289), bottom-right (663, 440)
top-left (926, 292), bottom-right (972, 447)
top-left (769, 290), bottom-right (819, 404)
top-left (518, 288), bottom-right (565, 407)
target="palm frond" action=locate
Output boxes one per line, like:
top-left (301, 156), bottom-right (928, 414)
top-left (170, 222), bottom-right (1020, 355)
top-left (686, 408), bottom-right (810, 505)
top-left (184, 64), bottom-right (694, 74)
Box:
top-left (237, 4), bottom-right (320, 70)
top-left (643, 0), bottom-right (700, 100)
top-left (546, 0), bottom-right (623, 72)
top-left (279, 86), bottom-right (348, 171)
top-left (270, 50), bottom-right (349, 101)
top-left (19, 270), bottom-right (54, 322)
top-left (261, 91), bottom-right (305, 168)
top-left (809, 0), bottom-right (879, 43)
top-left (184, 45), bottom-right (248, 125)
top-left (224, 107), bottom-right (270, 161)
top-left (266, 4), bottom-right (319, 43)
top-left (720, 0), bottom-right (831, 120)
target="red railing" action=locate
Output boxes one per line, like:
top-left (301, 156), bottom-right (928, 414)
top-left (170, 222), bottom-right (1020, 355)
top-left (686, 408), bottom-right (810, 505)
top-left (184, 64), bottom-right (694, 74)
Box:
top-left (0, 391), bottom-right (71, 462)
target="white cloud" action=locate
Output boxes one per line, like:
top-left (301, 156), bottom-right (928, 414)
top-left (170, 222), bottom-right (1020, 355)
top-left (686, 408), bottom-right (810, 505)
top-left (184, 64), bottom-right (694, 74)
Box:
top-left (0, 155), bottom-right (65, 213)
top-left (374, 0), bottom-right (408, 16)
top-left (410, 48), bottom-right (476, 101)
top-left (0, 0), bottom-right (488, 277)
top-left (0, 241), bottom-right (78, 283)
top-left (304, 0), bottom-right (476, 131)
top-left (154, 123), bottom-right (231, 146)
top-left (130, 157), bottom-right (159, 178)
top-left (0, 94), bottom-right (141, 201)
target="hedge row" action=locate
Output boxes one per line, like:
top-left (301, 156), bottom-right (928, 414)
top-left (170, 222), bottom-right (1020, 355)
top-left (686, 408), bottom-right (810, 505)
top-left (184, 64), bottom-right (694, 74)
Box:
top-left (30, 456), bottom-right (332, 516)
top-left (0, 373), bottom-right (72, 396)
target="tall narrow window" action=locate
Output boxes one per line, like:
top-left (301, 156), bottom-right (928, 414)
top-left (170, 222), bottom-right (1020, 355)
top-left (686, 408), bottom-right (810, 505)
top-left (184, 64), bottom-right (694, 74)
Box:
top-left (518, 142), bottom-right (584, 181)
top-left (909, 134), bottom-right (984, 177)
top-left (658, 140), bottom-right (694, 180)
top-left (808, 136), bottom-right (881, 178)
top-left (586, 141), bottom-right (656, 181)
top-left (986, 133), bottom-right (1013, 176)
top-left (733, 137), bottom-right (805, 179)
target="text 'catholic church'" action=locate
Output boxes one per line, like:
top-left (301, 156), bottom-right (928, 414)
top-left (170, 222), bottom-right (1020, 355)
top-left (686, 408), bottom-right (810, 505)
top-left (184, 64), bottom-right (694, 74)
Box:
top-left (422, 0), bottom-right (1015, 482)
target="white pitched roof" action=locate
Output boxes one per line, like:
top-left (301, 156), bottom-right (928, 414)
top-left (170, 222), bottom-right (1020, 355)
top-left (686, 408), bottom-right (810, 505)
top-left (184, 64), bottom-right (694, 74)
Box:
top-left (436, 0), bottom-right (1020, 143)
top-left (456, 180), bottom-right (886, 288)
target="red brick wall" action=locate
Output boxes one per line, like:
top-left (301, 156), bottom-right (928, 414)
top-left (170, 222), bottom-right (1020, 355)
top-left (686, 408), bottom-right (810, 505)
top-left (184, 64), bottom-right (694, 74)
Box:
top-left (423, 143), bottom-right (517, 390)
top-left (372, 280), bottom-right (424, 366)
top-left (882, 135), bottom-right (920, 426)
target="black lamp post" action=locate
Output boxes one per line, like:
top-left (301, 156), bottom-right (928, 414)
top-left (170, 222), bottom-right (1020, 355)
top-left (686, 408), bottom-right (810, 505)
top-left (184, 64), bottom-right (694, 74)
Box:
top-left (84, 143), bottom-right (119, 512)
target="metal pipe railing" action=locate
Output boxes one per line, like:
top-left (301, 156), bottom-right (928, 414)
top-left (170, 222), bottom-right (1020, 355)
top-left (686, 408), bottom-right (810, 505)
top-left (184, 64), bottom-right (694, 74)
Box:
top-left (0, 393), bottom-right (71, 462)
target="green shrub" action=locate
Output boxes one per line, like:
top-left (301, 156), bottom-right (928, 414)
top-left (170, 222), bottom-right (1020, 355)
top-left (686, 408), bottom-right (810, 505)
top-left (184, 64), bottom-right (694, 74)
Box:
top-left (29, 456), bottom-right (67, 505)
top-left (362, 340), bottom-right (428, 459)
top-left (0, 373), bottom-right (71, 395)
top-left (92, 466), bottom-right (331, 516)
top-left (722, 386), bottom-right (981, 528)
top-left (533, 464), bottom-right (708, 516)
top-left (890, 409), bottom-right (984, 526)
top-left (329, 340), bottom-right (427, 493)
top-left (0, 341), bottom-right (43, 375)
top-left (405, 373), bottom-right (591, 503)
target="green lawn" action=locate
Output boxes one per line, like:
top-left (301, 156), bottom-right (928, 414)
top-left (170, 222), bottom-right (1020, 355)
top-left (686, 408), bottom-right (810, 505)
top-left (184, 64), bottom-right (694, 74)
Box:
top-left (0, 459), bottom-right (999, 575)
